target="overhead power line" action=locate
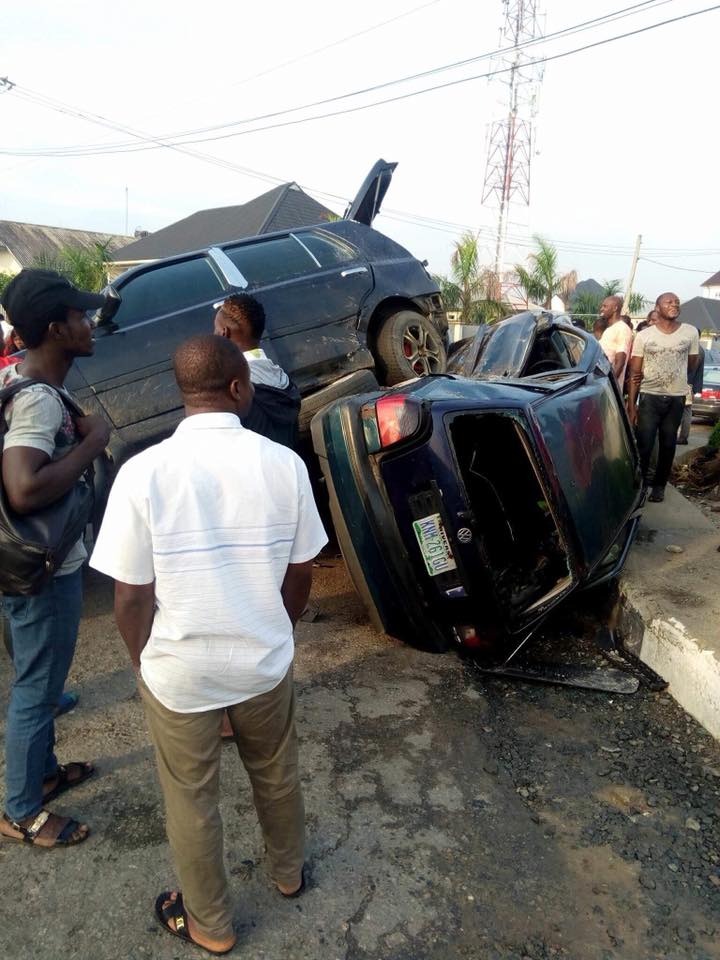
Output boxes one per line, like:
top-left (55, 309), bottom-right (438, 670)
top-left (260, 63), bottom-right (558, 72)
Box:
top-left (640, 257), bottom-right (717, 273)
top-left (1, 0), bottom-right (687, 157)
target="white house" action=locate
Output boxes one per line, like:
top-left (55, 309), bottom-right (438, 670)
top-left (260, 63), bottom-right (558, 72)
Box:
top-left (700, 270), bottom-right (720, 300)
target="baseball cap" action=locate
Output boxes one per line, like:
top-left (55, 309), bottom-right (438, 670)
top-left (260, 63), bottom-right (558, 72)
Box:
top-left (0, 269), bottom-right (106, 330)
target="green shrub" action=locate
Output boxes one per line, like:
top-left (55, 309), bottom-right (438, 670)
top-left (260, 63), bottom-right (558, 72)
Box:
top-left (708, 420), bottom-right (720, 452)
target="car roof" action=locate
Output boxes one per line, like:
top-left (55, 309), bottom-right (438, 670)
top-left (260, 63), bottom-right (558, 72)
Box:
top-left (112, 220), bottom-right (367, 287)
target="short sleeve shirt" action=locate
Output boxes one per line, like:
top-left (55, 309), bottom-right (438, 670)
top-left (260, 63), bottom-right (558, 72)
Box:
top-left (631, 323), bottom-right (700, 396)
top-left (599, 321), bottom-right (634, 386)
top-left (90, 413), bottom-right (328, 713)
top-left (0, 364), bottom-right (86, 575)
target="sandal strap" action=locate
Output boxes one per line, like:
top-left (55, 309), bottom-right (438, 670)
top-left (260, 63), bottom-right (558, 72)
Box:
top-left (12, 810), bottom-right (50, 841)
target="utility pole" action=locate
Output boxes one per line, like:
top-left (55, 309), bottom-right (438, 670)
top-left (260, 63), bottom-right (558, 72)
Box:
top-left (621, 234), bottom-right (642, 315)
top-left (482, 1), bottom-right (544, 286)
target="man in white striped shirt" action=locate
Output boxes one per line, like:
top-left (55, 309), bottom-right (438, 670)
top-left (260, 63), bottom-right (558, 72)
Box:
top-left (91, 335), bottom-right (327, 955)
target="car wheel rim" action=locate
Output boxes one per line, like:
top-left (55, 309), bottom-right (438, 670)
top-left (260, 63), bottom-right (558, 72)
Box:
top-left (402, 324), bottom-right (443, 376)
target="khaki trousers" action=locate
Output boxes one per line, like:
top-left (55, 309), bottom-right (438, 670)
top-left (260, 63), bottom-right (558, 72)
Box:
top-left (139, 667), bottom-right (304, 941)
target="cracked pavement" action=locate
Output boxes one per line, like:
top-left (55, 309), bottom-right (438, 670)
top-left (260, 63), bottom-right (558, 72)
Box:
top-left (1, 560), bottom-right (719, 960)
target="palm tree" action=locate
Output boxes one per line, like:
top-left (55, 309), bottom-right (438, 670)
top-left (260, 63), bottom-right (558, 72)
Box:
top-left (571, 291), bottom-right (602, 325)
top-left (449, 232), bottom-right (486, 323)
top-left (32, 241), bottom-right (110, 292)
top-left (435, 232), bottom-right (505, 324)
top-left (514, 235), bottom-right (577, 309)
top-left (627, 291), bottom-right (648, 315)
top-left (432, 275), bottom-right (462, 313)
top-left (601, 279), bottom-right (622, 296)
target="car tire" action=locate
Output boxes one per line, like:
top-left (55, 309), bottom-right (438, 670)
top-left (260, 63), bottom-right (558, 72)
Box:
top-left (298, 369), bottom-right (380, 435)
top-left (375, 310), bottom-right (447, 385)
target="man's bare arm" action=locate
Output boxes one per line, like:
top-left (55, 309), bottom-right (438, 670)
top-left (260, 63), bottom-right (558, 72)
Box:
top-left (626, 356), bottom-right (644, 425)
top-left (613, 351), bottom-right (627, 380)
top-left (2, 414), bottom-right (109, 514)
top-left (688, 353), bottom-right (699, 376)
top-left (114, 581), bottom-right (155, 670)
top-left (281, 560), bottom-right (314, 627)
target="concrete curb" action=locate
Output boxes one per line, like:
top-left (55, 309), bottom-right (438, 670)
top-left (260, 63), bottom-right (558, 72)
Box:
top-left (619, 581), bottom-right (720, 739)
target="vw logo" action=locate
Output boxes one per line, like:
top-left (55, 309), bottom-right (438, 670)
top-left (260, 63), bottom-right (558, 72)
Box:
top-left (457, 527), bottom-right (472, 544)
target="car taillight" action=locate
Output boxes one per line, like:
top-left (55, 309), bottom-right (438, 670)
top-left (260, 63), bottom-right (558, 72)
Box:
top-left (701, 388), bottom-right (720, 400)
top-left (375, 395), bottom-right (421, 448)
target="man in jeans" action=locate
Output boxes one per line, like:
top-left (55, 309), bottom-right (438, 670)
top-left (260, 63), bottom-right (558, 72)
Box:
top-left (91, 335), bottom-right (327, 955)
top-left (0, 269), bottom-right (110, 849)
top-left (627, 292), bottom-right (699, 502)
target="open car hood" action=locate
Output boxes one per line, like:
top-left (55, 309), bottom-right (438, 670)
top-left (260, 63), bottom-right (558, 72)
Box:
top-left (344, 159), bottom-right (398, 226)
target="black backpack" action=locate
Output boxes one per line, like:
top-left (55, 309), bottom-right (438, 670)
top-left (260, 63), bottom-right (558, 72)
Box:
top-left (0, 378), bottom-right (94, 596)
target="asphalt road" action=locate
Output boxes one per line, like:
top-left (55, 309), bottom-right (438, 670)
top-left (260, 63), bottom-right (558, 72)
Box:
top-left (1, 561), bottom-right (719, 960)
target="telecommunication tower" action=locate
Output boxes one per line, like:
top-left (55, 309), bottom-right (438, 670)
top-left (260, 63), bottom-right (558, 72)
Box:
top-left (482, 0), bottom-right (545, 279)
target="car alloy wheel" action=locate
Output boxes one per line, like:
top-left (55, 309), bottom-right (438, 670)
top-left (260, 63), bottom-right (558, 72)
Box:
top-left (401, 321), bottom-right (444, 376)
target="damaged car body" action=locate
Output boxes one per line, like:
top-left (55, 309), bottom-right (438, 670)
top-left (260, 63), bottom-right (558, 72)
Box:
top-left (312, 311), bottom-right (644, 654)
top-left (65, 159), bottom-right (446, 476)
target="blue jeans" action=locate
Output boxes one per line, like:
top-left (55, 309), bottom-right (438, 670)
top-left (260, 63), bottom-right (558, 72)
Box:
top-left (3, 569), bottom-right (83, 821)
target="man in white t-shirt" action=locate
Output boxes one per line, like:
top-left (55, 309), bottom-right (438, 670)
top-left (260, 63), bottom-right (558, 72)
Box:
top-left (598, 295), bottom-right (633, 388)
top-left (627, 292), bottom-right (699, 502)
top-left (91, 335), bottom-right (327, 955)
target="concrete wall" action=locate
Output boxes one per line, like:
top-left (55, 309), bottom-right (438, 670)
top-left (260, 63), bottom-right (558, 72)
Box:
top-left (0, 248), bottom-right (21, 275)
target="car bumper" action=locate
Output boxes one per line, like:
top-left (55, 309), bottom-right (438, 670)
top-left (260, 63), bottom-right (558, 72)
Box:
top-left (692, 399), bottom-right (720, 421)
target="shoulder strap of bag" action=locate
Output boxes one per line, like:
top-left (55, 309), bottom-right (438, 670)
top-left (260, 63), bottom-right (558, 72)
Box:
top-left (0, 377), bottom-right (86, 421)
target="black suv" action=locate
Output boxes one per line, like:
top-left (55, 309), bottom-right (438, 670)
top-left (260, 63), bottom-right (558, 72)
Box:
top-left (66, 160), bottom-right (447, 475)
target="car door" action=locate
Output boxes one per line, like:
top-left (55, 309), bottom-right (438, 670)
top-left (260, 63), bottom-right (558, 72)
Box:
top-left (344, 158), bottom-right (398, 225)
top-left (75, 254), bottom-right (226, 429)
top-left (223, 230), bottom-right (374, 392)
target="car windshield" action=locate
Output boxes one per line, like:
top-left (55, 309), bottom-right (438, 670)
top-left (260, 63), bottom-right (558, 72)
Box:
top-left (447, 313), bottom-right (537, 379)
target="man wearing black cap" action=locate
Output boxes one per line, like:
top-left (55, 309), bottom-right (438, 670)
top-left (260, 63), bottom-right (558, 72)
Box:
top-left (0, 269), bottom-right (110, 849)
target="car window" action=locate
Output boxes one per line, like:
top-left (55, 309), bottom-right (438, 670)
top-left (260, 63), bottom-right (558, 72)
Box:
top-left (224, 236), bottom-right (317, 288)
top-left (704, 367), bottom-right (720, 388)
top-left (298, 231), bottom-right (357, 267)
top-left (113, 257), bottom-right (223, 327)
top-left (557, 331), bottom-right (587, 366)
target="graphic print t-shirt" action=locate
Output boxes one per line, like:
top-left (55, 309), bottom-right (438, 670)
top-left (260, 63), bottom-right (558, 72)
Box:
top-left (0, 364), bottom-right (86, 575)
top-left (631, 323), bottom-right (699, 397)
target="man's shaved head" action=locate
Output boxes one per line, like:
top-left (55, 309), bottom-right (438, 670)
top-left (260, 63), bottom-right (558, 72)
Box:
top-left (599, 295), bottom-right (623, 321)
top-left (173, 334), bottom-right (253, 414)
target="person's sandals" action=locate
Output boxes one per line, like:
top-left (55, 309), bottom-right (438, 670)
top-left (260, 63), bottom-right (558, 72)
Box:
top-left (0, 810), bottom-right (90, 848)
top-left (154, 891), bottom-right (235, 956)
top-left (43, 761), bottom-right (95, 803)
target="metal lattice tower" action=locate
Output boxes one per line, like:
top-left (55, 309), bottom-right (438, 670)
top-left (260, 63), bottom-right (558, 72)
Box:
top-left (482, 0), bottom-right (544, 279)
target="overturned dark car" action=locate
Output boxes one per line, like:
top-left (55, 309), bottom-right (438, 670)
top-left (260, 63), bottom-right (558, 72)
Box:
top-left (311, 311), bottom-right (644, 653)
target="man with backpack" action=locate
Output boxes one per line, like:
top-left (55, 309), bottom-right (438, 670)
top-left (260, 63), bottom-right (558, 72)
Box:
top-left (0, 269), bottom-right (110, 849)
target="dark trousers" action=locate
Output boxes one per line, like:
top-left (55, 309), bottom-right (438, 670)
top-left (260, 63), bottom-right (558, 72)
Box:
top-left (636, 393), bottom-right (685, 489)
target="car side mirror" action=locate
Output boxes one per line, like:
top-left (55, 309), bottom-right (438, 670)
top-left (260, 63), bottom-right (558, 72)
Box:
top-left (93, 285), bottom-right (122, 337)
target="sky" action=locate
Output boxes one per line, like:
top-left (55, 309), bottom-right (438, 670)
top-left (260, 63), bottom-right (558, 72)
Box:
top-left (1, 0), bottom-right (719, 303)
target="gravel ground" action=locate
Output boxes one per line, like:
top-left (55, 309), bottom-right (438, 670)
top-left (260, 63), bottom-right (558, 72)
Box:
top-left (1, 561), bottom-right (719, 960)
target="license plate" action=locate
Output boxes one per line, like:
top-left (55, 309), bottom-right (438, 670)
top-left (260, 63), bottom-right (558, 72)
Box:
top-left (413, 513), bottom-right (457, 577)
